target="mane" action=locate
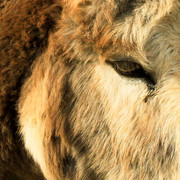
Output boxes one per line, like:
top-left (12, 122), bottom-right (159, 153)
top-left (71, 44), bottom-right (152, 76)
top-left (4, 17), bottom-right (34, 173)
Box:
top-left (0, 0), bottom-right (62, 176)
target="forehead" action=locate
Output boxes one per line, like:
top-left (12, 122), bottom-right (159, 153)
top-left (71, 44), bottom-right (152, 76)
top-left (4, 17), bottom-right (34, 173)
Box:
top-left (63, 0), bottom-right (180, 69)
top-left (99, 1), bottom-right (176, 58)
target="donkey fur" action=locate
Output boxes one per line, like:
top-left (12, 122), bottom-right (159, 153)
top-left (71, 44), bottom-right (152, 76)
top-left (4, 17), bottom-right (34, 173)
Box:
top-left (1, 0), bottom-right (180, 179)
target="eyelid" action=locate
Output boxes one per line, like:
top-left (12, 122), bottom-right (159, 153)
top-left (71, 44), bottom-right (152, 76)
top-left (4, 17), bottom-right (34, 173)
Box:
top-left (108, 55), bottom-right (136, 63)
top-left (106, 60), bottom-right (141, 70)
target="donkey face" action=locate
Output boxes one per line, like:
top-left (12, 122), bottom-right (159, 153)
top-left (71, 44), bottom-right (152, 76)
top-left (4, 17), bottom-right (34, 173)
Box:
top-left (18, 0), bottom-right (180, 179)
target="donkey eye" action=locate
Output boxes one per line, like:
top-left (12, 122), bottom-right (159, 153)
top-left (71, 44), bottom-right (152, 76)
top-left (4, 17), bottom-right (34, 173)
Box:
top-left (107, 60), bottom-right (146, 78)
top-left (107, 60), bottom-right (156, 89)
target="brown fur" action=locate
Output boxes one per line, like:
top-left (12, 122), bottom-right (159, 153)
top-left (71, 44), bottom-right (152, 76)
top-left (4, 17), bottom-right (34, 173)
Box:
top-left (0, 0), bottom-right (61, 179)
top-left (1, 0), bottom-right (180, 179)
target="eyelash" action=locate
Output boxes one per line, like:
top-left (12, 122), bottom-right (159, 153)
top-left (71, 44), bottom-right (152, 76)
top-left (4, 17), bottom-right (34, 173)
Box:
top-left (106, 60), bottom-right (155, 88)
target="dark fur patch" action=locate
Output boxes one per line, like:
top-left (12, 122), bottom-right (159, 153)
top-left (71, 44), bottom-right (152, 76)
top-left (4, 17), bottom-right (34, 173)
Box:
top-left (0, 0), bottom-right (62, 178)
